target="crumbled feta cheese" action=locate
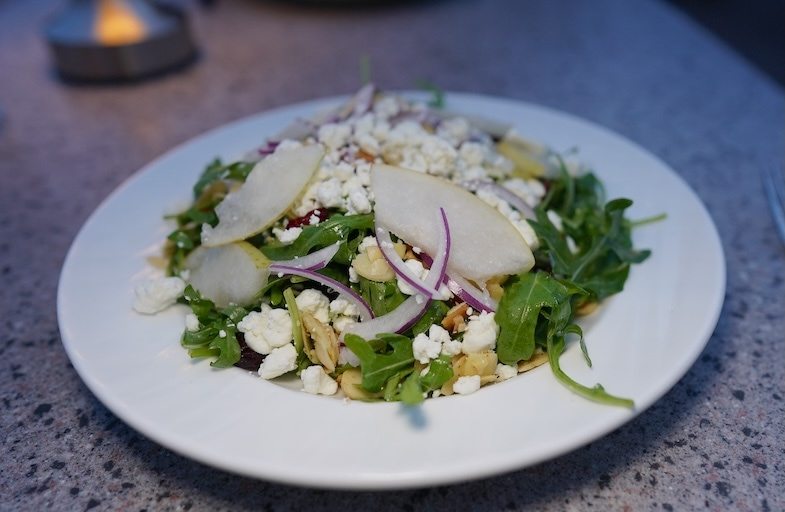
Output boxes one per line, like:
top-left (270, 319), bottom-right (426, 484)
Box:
top-left (373, 96), bottom-right (400, 119)
top-left (347, 185), bottom-right (372, 214)
top-left (295, 289), bottom-right (330, 323)
top-left (495, 363), bottom-right (517, 381)
top-left (237, 305), bottom-right (293, 354)
top-left (218, 329), bottom-right (227, 338)
top-left (396, 259), bottom-right (427, 295)
top-left (330, 296), bottom-right (360, 333)
top-left (272, 226), bottom-right (303, 244)
top-left (453, 375), bottom-right (481, 395)
top-left (503, 178), bottom-right (545, 208)
top-left (133, 276), bottom-right (186, 314)
top-left (547, 210), bottom-right (564, 232)
top-left (357, 236), bottom-right (378, 253)
top-left (348, 266), bottom-right (359, 283)
top-left (332, 161), bottom-right (355, 181)
top-left (184, 313), bottom-right (200, 332)
top-left (436, 117), bottom-right (471, 146)
top-left (275, 139), bottom-right (303, 152)
top-left (441, 339), bottom-right (463, 356)
top-left (514, 219), bottom-right (540, 250)
top-left (332, 316), bottom-right (357, 333)
top-left (476, 188), bottom-right (540, 249)
top-left (566, 236), bottom-right (579, 254)
top-left (462, 311), bottom-right (499, 354)
top-left (458, 141), bottom-right (486, 166)
top-left (329, 297), bottom-right (360, 318)
top-left (301, 365), bottom-right (338, 395)
top-left (318, 123), bottom-right (351, 150)
top-left (338, 345), bottom-right (361, 367)
top-left (356, 133), bottom-right (380, 156)
top-left (427, 324), bottom-right (452, 345)
top-left (316, 178), bottom-right (344, 208)
top-left (258, 343), bottom-right (298, 379)
top-left (420, 136), bottom-right (457, 176)
top-left (412, 332), bottom-right (442, 364)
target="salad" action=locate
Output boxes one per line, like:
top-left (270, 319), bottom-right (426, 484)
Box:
top-left (133, 85), bottom-right (652, 406)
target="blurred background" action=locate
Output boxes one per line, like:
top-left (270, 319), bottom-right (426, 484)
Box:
top-left (667, 0), bottom-right (783, 85)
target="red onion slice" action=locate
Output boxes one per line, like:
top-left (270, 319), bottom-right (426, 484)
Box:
top-left (375, 229), bottom-right (436, 299)
top-left (270, 243), bottom-right (340, 271)
top-left (268, 264), bottom-right (373, 322)
top-left (445, 273), bottom-right (497, 313)
top-left (420, 251), bottom-right (497, 313)
top-left (342, 208), bottom-right (451, 339)
top-left (375, 209), bottom-right (451, 300)
top-left (462, 179), bottom-right (536, 220)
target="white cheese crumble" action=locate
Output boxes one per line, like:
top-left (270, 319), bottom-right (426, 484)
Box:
top-left (413, 324), bottom-right (455, 363)
top-left (184, 313), bottom-right (200, 332)
top-left (258, 343), bottom-right (298, 379)
top-left (295, 289), bottom-right (330, 323)
top-left (301, 365), bottom-right (338, 395)
top-left (495, 363), bottom-right (518, 381)
top-left (133, 276), bottom-right (186, 314)
top-left (462, 311), bottom-right (499, 354)
top-left (453, 375), bottom-right (481, 395)
top-left (272, 226), bottom-right (303, 244)
top-left (357, 236), bottom-right (378, 252)
top-left (237, 305), bottom-right (293, 355)
top-left (547, 210), bottom-right (564, 232)
top-left (412, 333), bottom-right (442, 364)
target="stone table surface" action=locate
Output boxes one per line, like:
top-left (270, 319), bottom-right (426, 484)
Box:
top-left (1, 0), bottom-right (783, 510)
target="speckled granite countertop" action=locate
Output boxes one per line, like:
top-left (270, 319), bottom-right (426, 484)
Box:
top-left (1, 0), bottom-right (783, 510)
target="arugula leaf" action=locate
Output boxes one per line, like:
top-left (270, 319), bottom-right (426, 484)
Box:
top-left (383, 368), bottom-right (412, 401)
top-left (260, 213), bottom-right (373, 264)
top-left (358, 277), bottom-right (407, 317)
top-left (531, 172), bottom-right (650, 301)
top-left (343, 333), bottom-right (415, 392)
top-left (547, 334), bottom-right (633, 408)
top-left (495, 273), bottom-right (633, 407)
top-left (409, 301), bottom-right (450, 336)
top-left (179, 285), bottom-right (245, 368)
top-left (496, 272), bottom-right (579, 364)
top-left (283, 288), bottom-right (304, 353)
top-left (419, 355), bottom-right (454, 391)
top-left (193, 159), bottom-right (255, 198)
top-left (399, 371), bottom-right (425, 405)
top-left (416, 79), bottom-right (445, 109)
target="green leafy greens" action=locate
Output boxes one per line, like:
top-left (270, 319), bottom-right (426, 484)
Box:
top-left (180, 285), bottom-right (245, 368)
top-left (494, 166), bottom-right (652, 408)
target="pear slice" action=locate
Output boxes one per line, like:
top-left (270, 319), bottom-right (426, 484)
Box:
top-left (371, 165), bottom-right (533, 283)
top-left (201, 145), bottom-right (324, 247)
top-left (185, 241), bottom-right (270, 307)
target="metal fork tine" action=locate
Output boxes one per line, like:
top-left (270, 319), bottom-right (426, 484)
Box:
top-left (763, 165), bottom-right (785, 245)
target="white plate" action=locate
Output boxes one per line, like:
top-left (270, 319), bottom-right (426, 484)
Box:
top-left (57, 93), bottom-right (725, 489)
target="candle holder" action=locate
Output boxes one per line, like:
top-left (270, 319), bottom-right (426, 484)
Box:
top-left (45, 0), bottom-right (197, 82)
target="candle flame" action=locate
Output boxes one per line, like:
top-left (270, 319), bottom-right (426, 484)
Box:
top-left (94, 0), bottom-right (147, 46)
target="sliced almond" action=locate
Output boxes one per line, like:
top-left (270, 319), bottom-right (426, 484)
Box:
top-left (517, 351), bottom-right (549, 373)
top-left (301, 312), bottom-right (339, 372)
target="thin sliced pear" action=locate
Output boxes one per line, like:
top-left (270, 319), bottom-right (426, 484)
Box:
top-left (371, 164), bottom-right (533, 283)
top-left (201, 145), bottom-right (324, 247)
top-left (185, 241), bottom-right (270, 307)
